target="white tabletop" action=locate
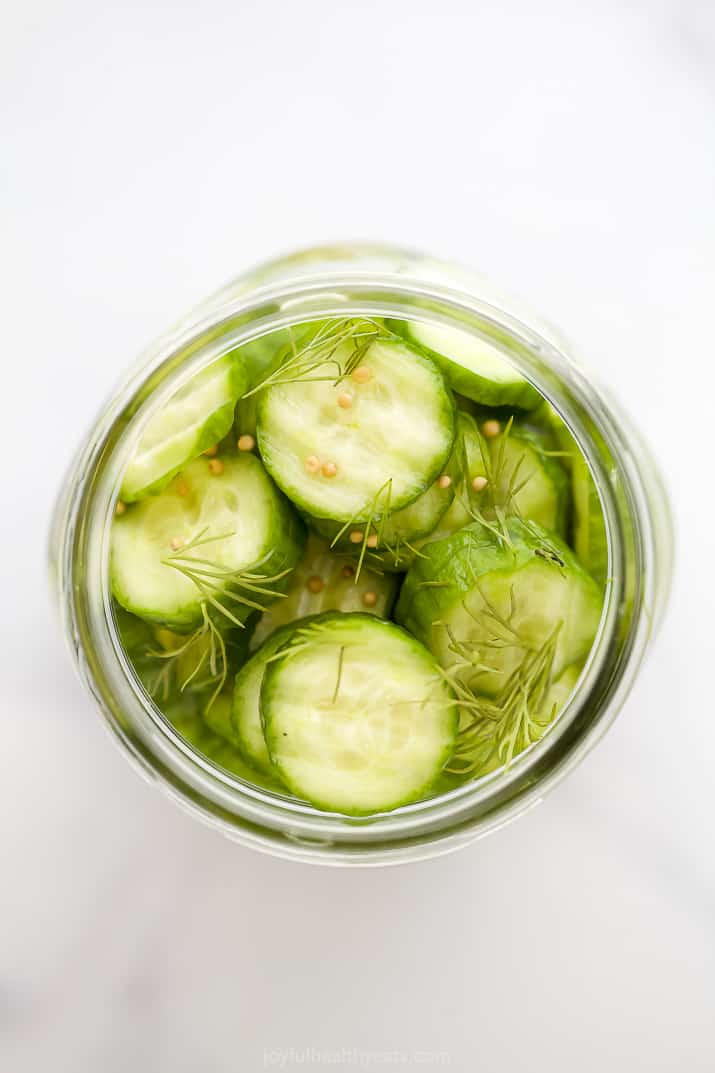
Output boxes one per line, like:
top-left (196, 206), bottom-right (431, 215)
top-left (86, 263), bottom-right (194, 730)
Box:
top-left (3, 2), bottom-right (714, 1070)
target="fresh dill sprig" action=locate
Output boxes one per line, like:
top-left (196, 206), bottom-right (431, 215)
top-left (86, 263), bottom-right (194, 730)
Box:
top-left (442, 621), bottom-right (562, 775)
top-left (162, 528), bottom-right (291, 628)
top-left (144, 606), bottom-right (231, 712)
top-left (332, 645), bottom-right (346, 704)
top-left (241, 318), bottom-right (391, 399)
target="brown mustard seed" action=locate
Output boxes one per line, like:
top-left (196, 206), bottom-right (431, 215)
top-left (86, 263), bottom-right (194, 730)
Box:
top-left (482, 419), bottom-right (501, 439)
top-left (366, 533), bottom-right (378, 548)
top-left (352, 366), bottom-right (372, 384)
top-left (237, 434), bottom-right (255, 452)
top-left (472, 475), bottom-right (488, 493)
top-left (337, 392), bottom-right (353, 409)
top-left (307, 575), bottom-right (325, 594)
top-left (114, 500), bottom-right (127, 516)
top-left (437, 474), bottom-right (452, 489)
top-left (208, 458), bottom-right (224, 475)
top-left (204, 445), bottom-right (219, 457)
top-left (362, 591), bottom-right (378, 608)
top-left (349, 530), bottom-right (364, 544)
top-left (322, 461), bottom-right (338, 478)
top-left (305, 455), bottom-right (321, 474)
top-left (341, 564), bottom-right (355, 578)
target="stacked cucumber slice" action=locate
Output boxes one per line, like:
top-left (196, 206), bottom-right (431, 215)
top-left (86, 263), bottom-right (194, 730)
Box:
top-left (112, 317), bottom-right (607, 814)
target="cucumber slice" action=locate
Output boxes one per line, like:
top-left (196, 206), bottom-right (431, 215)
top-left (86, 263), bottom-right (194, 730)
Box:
top-left (450, 662), bottom-right (585, 779)
top-left (310, 439), bottom-right (461, 572)
top-left (489, 422), bottom-right (570, 536)
top-left (256, 319), bottom-right (455, 523)
top-left (120, 353), bottom-right (246, 502)
top-left (261, 613), bottom-right (457, 814)
top-left (250, 533), bottom-right (397, 650)
top-left (572, 456), bottom-right (609, 587)
top-left (232, 619), bottom-right (307, 775)
top-left (546, 405), bottom-right (609, 586)
top-left (111, 452), bottom-right (305, 631)
top-left (396, 519), bottom-right (602, 698)
top-left (394, 321), bottom-right (541, 410)
top-left (166, 695), bottom-right (276, 785)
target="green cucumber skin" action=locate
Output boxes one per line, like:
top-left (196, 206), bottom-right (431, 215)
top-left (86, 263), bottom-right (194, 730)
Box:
top-left (260, 613), bottom-right (457, 816)
top-left (255, 333), bottom-right (457, 524)
top-left (396, 519), bottom-right (603, 693)
top-left (388, 320), bottom-right (542, 411)
top-left (231, 618), bottom-right (313, 776)
top-left (120, 356), bottom-right (247, 503)
top-left (112, 455), bottom-right (307, 633)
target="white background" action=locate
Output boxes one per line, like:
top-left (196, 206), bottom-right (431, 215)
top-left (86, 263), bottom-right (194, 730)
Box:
top-left (2, 2), bottom-right (714, 1071)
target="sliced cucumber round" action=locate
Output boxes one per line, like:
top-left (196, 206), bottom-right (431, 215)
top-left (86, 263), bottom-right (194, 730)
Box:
top-left (310, 439), bottom-right (461, 572)
top-left (261, 613), bottom-right (457, 814)
top-left (250, 532), bottom-right (397, 650)
top-left (120, 353), bottom-right (247, 502)
top-left (256, 320), bottom-right (455, 523)
top-left (111, 452), bottom-right (305, 631)
top-left (393, 320), bottom-right (541, 410)
top-left (232, 619), bottom-right (305, 776)
top-left (489, 422), bottom-right (570, 536)
top-left (396, 519), bottom-right (603, 698)
top-left (546, 405), bottom-right (609, 586)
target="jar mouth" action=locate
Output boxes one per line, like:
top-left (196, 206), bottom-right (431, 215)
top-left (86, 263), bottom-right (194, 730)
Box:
top-left (58, 268), bottom-right (670, 860)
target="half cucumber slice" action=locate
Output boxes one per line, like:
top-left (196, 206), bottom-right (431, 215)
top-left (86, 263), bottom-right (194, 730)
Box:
top-left (120, 353), bottom-right (246, 502)
top-left (394, 320), bottom-right (541, 410)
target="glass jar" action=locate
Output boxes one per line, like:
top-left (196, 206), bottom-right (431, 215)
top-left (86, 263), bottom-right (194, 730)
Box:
top-left (50, 243), bottom-right (673, 866)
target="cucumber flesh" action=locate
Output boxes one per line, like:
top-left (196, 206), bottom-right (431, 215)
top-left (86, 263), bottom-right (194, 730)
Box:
top-left (120, 354), bottom-right (246, 502)
top-left (310, 438), bottom-right (461, 572)
top-left (397, 321), bottom-right (541, 410)
top-left (250, 532), bottom-right (397, 650)
top-left (261, 613), bottom-right (457, 814)
top-left (256, 320), bottom-right (455, 522)
top-left (112, 452), bottom-right (304, 631)
top-left (396, 519), bottom-right (602, 697)
top-left (489, 423), bottom-right (570, 536)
